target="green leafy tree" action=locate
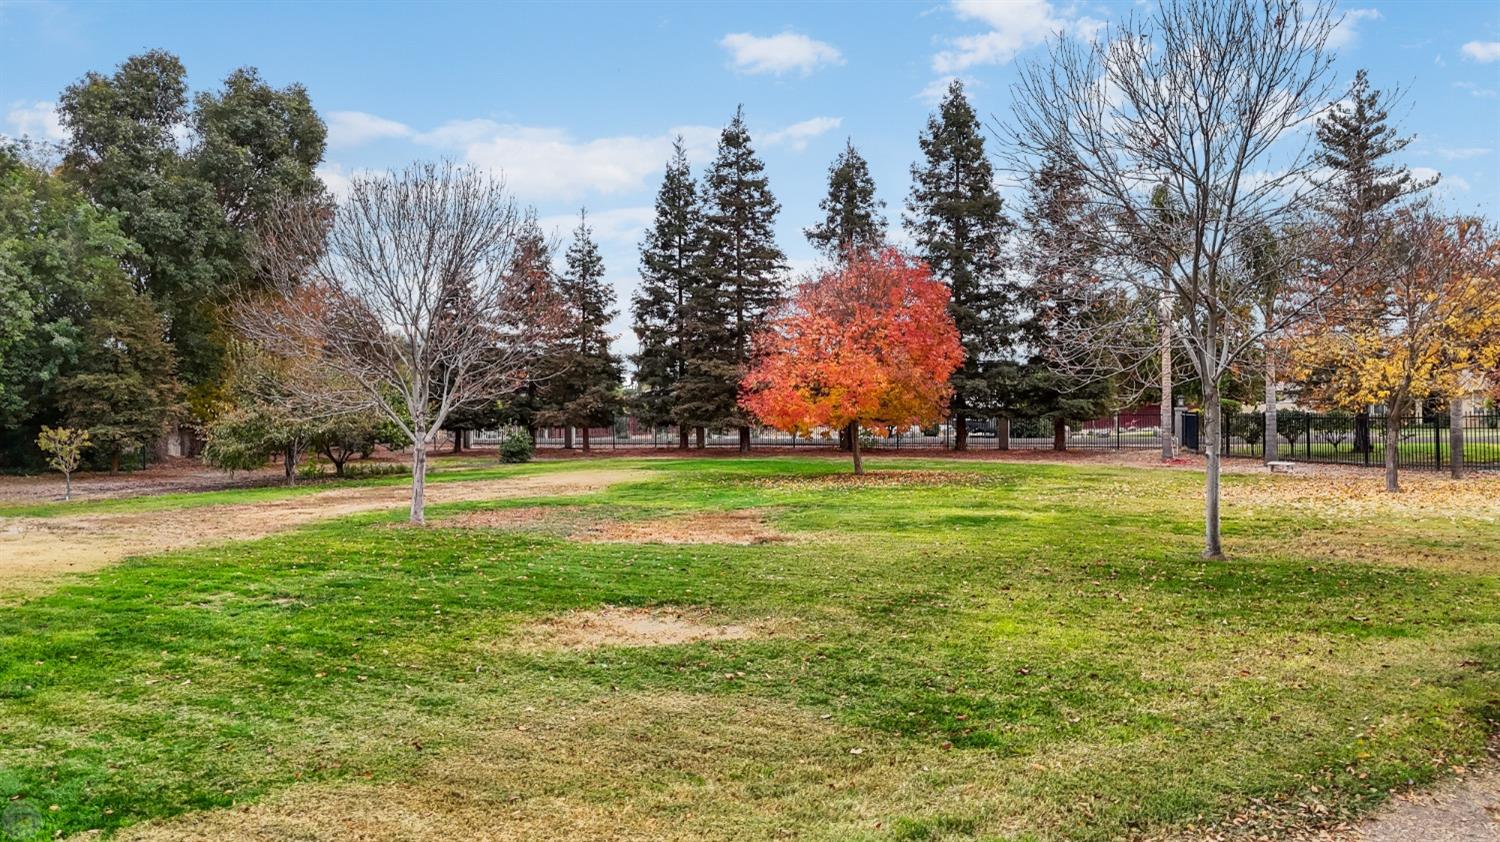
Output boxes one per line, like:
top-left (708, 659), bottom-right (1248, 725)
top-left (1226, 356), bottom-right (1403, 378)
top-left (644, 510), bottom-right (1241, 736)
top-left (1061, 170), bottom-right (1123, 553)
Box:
top-left (54, 272), bottom-right (180, 472)
top-left (905, 79), bottom-right (1017, 450)
top-left (805, 139), bottom-right (886, 259)
top-left (683, 107), bottom-right (786, 451)
top-left (631, 138), bottom-right (702, 447)
top-left (538, 211), bottom-right (624, 451)
top-left (0, 144), bottom-right (137, 464)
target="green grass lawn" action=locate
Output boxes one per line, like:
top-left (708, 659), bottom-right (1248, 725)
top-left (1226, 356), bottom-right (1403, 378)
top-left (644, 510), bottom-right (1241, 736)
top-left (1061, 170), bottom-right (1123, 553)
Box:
top-left (1, 457), bottom-right (1496, 840)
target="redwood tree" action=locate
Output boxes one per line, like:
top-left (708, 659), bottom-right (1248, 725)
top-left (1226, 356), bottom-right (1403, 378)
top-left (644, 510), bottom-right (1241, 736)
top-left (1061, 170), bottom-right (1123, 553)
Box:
top-left (740, 249), bottom-right (963, 475)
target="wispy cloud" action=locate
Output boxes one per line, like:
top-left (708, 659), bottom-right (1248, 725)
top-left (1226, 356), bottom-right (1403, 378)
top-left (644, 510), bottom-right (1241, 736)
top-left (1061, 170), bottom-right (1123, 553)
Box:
top-left (762, 116), bottom-right (842, 152)
top-left (1435, 147), bottom-right (1491, 161)
top-left (1454, 81), bottom-right (1497, 98)
top-left (325, 110), bottom-right (413, 149)
top-left (1326, 8), bottom-right (1381, 50)
top-left (3, 100), bottom-right (64, 141)
top-left (719, 32), bottom-right (843, 76)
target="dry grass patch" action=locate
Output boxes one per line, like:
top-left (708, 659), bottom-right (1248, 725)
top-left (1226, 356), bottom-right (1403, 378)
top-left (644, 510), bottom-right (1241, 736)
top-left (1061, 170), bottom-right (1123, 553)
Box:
top-left (749, 469), bottom-right (1009, 491)
top-left (0, 468), bottom-right (647, 590)
top-left (514, 605), bottom-right (779, 651)
top-left (1223, 472), bottom-right (1500, 521)
top-left (437, 507), bottom-right (788, 547)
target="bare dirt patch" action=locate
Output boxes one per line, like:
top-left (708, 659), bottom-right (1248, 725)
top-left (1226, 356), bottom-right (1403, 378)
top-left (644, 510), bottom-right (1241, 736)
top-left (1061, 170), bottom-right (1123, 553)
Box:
top-left (438, 507), bottom-right (787, 546)
top-left (0, 469), bottom-right (647, 589)
top-left (516, 605), bottom-right (776, 651)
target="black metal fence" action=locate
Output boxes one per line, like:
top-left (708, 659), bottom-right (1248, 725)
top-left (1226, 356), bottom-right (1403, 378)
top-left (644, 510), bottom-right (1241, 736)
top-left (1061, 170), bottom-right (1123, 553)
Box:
top-left (1197, 409), bottom-right (1500, 471)
top-left (478, 408), bottom-right (1172, 453)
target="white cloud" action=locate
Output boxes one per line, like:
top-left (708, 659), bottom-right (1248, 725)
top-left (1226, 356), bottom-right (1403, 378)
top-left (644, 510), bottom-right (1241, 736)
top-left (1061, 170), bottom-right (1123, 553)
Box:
top-left (917, 75), bottom-right (976, 105)
top-left (761, 116), bottom-right (841, 152)
top-left (1454, 81), bottom-right (1498, 98)
top-left (537, 206), bottom-right (655, 246)
top-left (4, 100), bottom-right (64, 141)
top-left (719, 32), bottom-right (843, 76)
top-left (1411, 167), bottom-right (1469, 193)
top-left (1461, 40), bottom-right (1500, 63)
top-left (1435, 147), bottom-right (1491, 161)
top-left (325, 110), bottom-right (413, 149)
top-left (933, 0), bottom-right (1098, 72)
top-left (1326, 8), bottom-right (1381, 50)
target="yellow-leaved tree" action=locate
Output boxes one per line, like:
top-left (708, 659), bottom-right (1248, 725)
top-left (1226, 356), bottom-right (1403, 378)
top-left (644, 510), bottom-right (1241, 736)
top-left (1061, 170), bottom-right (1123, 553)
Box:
top-left (1291, 210), bottom-right (1500, 491)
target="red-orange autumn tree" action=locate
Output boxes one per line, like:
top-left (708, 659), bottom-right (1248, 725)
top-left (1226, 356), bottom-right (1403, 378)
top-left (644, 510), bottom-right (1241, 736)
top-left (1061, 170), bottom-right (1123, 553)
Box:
top-left (740, 248), bottom-right (963, 474)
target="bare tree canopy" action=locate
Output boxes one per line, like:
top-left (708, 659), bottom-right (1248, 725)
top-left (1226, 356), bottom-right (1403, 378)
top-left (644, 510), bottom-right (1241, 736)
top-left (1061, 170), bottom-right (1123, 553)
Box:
top-left (238, 161), bottom-right (563, 523)
top-left (1006, 0), bottom-right (1344, 558)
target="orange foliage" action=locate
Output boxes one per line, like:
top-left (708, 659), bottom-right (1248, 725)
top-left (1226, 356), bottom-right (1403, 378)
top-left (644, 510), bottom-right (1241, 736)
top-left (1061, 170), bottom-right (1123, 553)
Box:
top-left (740, 249), bottom-right (963, 448)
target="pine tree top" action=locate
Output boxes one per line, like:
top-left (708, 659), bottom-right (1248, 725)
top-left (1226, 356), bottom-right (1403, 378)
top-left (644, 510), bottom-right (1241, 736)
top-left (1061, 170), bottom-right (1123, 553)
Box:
top-left (806, 138), bottom-right (886, 258)
top-left (1315, 69), bottom-right (1431, 216)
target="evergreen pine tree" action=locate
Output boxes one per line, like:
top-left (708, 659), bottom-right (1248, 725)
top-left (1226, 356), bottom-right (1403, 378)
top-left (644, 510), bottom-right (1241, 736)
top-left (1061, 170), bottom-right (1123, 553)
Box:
top-left (904, 79), bottom-right (1016, 450)
top-left (683, 106), bottom-right (786, 452)
top-left (1017, 149), bottom-right (1114, 450)
top-left (805, 139), bottom-right (886, 259)
top-left (1315, 69), bottom-right (1432, 221)
top-left (631, 138), bottom-right (702, 448)
top-left (496, 213), bottom-right (560, 443)
top-left (538, 210), bottom-right (623, 452)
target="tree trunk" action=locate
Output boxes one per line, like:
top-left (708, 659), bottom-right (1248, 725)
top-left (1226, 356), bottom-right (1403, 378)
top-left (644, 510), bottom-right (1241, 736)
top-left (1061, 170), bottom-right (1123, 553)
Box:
top-left (452, 430), bottom-right (462, 453)
top-left (1052, 418), bottom-right (1067, 451)
top-left (738, 426), bottom-right (751, 453)
top-left (527, 426), bottom-right (538, 446)
top-left (110, 452), bottom-right (120, 474)
top-left (563, 426), bottom-right (574, 449)
top-left (677, 426), bottom-right (689, 450)
top-left (64, 471), bottom-right (72, 501)
top-left (1384, 407), bottom-right (1401, 493)
top-left (837, 427), bottom-right (851, 452)
top-left (284, 443), bottom-right (297, 486)
top-left (695, 426), bottom-right (705, 449)
top-left (1161, 295), bottom-right (1175, 461)
top-left (1263, 344), bottom-right (1277, 464)
top-left (997, 417), bottom-right (1010, 451)
top-left (848, 421), bottom-right (864, 475)
top-left (1202, 384), bottom-right (1224, 559)
top-left (410, 443), bottom-right (428, 524)
top-left (582, 425), bottom-right (592, 453)
top-left (1449, 397), bottom-right (1465, 480)
top-left (953, 415), bottom-right (969, 451)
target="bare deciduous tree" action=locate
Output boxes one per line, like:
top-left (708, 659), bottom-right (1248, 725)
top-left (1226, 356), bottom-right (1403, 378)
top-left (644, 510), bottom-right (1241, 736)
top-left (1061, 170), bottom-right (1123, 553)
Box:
top-left (238, 162), bottom-right (563, 523)
top-left (1006, 0), bottom-right (1344, 558)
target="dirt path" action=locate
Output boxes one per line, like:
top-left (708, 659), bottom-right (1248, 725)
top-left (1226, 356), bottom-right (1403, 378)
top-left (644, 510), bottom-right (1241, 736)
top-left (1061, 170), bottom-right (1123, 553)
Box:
top-left (0, 468), bottom-right (647, 587)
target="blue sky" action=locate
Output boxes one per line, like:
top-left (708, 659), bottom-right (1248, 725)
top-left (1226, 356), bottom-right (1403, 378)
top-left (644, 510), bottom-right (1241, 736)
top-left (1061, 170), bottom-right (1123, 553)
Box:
top-left (4, 0), bottom-right (1499, 355)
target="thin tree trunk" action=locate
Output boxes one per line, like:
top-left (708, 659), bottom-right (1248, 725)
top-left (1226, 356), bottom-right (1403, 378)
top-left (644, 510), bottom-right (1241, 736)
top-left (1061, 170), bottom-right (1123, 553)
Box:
top-left (410, 443), bottom-right (427, 524)
top-left (695, 426), bottom-right (705, 449)
top-left (738, 425), bottom-right (751, 453)
top-left (848, 421), bottom-right (864, 475)
top-left (1384, 405), bottom-right (1401, 493)
top-left (1263, 344), bottom-right (1277, 464)
top-left (1161, 295), bottom-right (1175, 461)
top-left (1450, 397), bottom-right (1465, 480)
top-left (582, 426), bottom-right (591, 453)
top-left (954, 415), bottom-right (968, 452)
top-left (1203, 385), bottom-right (1224, 559)
top-left (64, 472), bottom-right (72, 501)
top-left (563, 426), bottom-right (574, 449)
top-left (284, 443), bottom-right (296, 486)
top-left (677, 426), bottom-right (689, 450)
top-left (1052, 418), bottom-right (1067, 452)
top-left (452, 431), bottom-right (462, 453)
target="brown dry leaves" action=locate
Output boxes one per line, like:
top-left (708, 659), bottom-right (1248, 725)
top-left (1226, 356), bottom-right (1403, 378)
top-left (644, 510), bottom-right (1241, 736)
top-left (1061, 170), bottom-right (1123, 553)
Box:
top-left (513, 605), bottom-right (781, 651)
top-left (1224, 472), bottom-right (1500, 521)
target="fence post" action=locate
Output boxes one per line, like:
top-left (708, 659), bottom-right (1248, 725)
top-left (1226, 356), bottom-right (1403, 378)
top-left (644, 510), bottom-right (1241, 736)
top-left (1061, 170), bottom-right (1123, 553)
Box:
top-left (1449, 397), bottom-right (1465, 479)
top-left (1433, 412), bottom-right (1442, 471)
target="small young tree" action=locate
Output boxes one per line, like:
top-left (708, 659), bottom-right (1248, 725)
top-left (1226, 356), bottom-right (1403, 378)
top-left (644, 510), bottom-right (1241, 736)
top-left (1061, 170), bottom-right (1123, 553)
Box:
top-left (239, 162), bottom-right (563, 523)
top-left (1007, 0), bottom-right (1346, 557)
top-left (1291, 211), bottom-right (1500, 491)
top-left (741, 249), bottom-right (963, 475)
top-left (36, 427), bottom-right (91, 500)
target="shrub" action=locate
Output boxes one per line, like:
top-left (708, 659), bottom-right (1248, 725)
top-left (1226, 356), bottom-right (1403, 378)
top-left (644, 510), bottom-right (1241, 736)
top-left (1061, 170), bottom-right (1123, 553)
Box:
top-left (499, 429), bottom-right (534, 463)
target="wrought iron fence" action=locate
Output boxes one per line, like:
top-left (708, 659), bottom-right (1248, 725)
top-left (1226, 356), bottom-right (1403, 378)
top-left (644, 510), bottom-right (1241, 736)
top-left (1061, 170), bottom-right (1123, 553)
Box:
top-left (478, 409), bottom-right (1174, 453)
top-left (1197, 409), bottom-right (1500, 470)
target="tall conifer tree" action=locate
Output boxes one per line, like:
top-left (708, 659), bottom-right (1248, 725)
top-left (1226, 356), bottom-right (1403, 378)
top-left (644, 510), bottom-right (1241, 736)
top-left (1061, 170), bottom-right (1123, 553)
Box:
top-left (631, 138), bottom-right (701, 448)
top-left (682, 106), bottom-right (786, 452)
top-left (1315, 69), bottom-right (1430, 221)
top-left (905, 80), bottom-right (1016, 450)
top-left (806, 139), bottom-right (886, 259)
top-left (539, 211), bottom-right (623, 451)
